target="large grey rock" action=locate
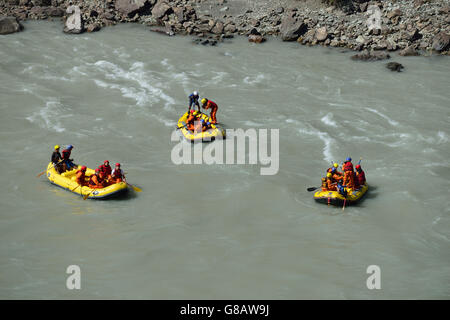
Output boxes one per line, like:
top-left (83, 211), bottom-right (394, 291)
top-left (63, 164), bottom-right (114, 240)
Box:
top-left (315, 27), bottom-right (328, 41)
top-left (399, 46), bottom-right (419, 56)
top-left (0, 16), bottom-right (24, 35)
top-left (115, 0), bottom-right (153, 18)
top-left (151, 1), bottom-right (172, 19)
top-left (432, 32), bottom-right (450, 52)
top-left (211, 21), bottom-right (224, 34)
top-left (280, 14), bottom-right (307, 41)
top-left (351, 49), bottom-right (390, 61)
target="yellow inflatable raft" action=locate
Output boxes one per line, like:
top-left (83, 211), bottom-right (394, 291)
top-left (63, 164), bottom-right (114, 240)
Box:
top-left (314, 183), bottom-right (369, 206)
top-left (46, 162), bottom-right (128, 199)
top-left (177, 111), bottom-right (225, 142)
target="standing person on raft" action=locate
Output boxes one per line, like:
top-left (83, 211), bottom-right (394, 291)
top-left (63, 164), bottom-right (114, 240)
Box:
top-left (51, 145), bottom-right (63, 173)
top-left (201, 98), bottom-right (218, 124)
top-left (342, 157), bottom-right (356, 191)
top-left (188, 91), bottom-right (200, 113)
top-left (61, 144), bottom-right (76, 172)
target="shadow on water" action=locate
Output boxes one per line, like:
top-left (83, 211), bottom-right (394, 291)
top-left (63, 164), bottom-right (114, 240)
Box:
top-left (98, 188), bottom-right (139, 201)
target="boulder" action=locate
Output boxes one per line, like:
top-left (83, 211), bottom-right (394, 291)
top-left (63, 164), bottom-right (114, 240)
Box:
top-left (86, 23), bottom-right (101, 33)
top-left (432, 32), bottom-right (450, 52)
top-left (387, 9), bottom-right (402, 19)
top-left (399, 45), bottom-right (419, 56)
top-left (248, 34), bottom-right (265, 43)
top-left (224, 23), bottom-right (236, 33)
top-left (280, 14), bottom-right (307, 41)
top-left (315, 27), bottom-right (328, 41)
top-left (151, 1), bottom-right (172, 19)
top-left (31, 0), bottom-right (51, 6)
top-left (172, 7), bottom-right (185, 23)
top-left (351, 49), bottom-right (390, 61)
top-left (386, 62), bottom-right (404, 72)
top-left (211, 21), bottom-right (224, 34)
top-left (0, 16), bottom-right (24, 35)
top-left (46, 7), bottom-right (64, 17)
top-left (115, 0), bottom-right (153, 18)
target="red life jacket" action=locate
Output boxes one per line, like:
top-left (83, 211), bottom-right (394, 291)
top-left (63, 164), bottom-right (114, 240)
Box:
top-left (343, 161), bottom-right (354, 172)
top-left (112, 168), bottom-right (123, 179)
top-left (62, 149), bottom-right (71, 160)
top-left (356, 170), bottom-right (366, 185)
top-left (102, 165), bottom-right (112, 176)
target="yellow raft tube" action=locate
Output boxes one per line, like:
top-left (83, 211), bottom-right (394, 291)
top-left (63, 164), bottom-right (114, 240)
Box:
top-left (314, 183), bottom-right (369, 206)
top-left (46, 162), bottom-right (128, 199)
top-left (177, 111), bottom-right (226, 142)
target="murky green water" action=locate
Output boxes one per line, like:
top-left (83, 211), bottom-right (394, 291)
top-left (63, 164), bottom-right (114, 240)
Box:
top-left (0, 21), bottom-right (449, 299)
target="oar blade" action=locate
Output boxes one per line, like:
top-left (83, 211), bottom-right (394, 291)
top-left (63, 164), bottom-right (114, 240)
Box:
top-left (132, 185), bottom-right (142, 192)
top-left (307, 187), bottom-right (318, 192)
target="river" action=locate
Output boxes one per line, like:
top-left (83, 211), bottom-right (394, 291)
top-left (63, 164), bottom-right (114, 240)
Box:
top-left (0, 21), bottom-right (449, 299)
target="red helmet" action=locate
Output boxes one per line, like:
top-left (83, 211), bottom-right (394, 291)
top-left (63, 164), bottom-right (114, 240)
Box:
top-left (81, 166), bottom-right (87, 171)
top-left (115, 163), bottom-right (120, 167)
top-left (356, 164), bottom-right (361, 170)
top-left (104, 160), bottom-right (109, 164)
top-left (95, 168), bottom-right (100, 173)
top-left (190, 110), bottom-right (194, 113)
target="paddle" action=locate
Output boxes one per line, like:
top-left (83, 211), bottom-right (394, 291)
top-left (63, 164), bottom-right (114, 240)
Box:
top-left (358, 157), bottom-right (362, 165)
top-left (342, 198), bottom-right (347, 211)
top-left (83, 189), bottom-right (94, 200)
top-left (127, 183), bottom-right (142, 192)
top-left (36, 161), bottom-right (60, 177)
top-left (307, 187), bottom-right (319, 192)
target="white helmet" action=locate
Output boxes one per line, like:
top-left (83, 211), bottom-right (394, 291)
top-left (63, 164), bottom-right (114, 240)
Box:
top-left (193, 91), bottom-right (198, 96)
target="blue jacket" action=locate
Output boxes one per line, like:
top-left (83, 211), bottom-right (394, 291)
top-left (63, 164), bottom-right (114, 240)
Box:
top-left (189, 93), bottom-right (200, 108)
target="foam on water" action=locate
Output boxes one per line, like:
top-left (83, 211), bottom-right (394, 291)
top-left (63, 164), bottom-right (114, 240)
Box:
top-left (25, 99), bottom-right (70, 132)
top-left (321, 113), bottom-right (338, 127)
top-left (365, 107), bottom-right (399, 126)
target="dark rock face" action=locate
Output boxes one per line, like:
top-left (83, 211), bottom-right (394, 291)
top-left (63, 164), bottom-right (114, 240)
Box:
top-left (0, 16), bottom-right (23, 35)
top-left (280, 14), bottom-right (307, 41)
top-left (432, 32), bottom-right (450, 52)
top-left (386, 62), bottom-right (404, 72)
top-left (351, 50), bottom-right (390, 61)
top-left (115, 0), bottom-right (154, 18)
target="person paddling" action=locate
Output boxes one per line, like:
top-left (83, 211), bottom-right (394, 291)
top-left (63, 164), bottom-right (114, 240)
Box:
top-left (75, 166), bottom-right (88, 186)
top-left (355, 164), bottom-right (366, 186)
top-left (111, 163), bottom-right (126, 184)
top-left (201, 98), bottom-right (218, 124)
top-left (89, 168), bottom-right (106, 188)
top-left (99, 160), bottom-right (112, 180)
top-left (51, 145), bottom-right (63, 173)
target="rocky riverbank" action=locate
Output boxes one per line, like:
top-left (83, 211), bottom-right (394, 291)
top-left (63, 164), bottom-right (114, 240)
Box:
top-left (1, 0), bottom-right (449, 57)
